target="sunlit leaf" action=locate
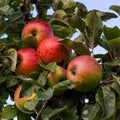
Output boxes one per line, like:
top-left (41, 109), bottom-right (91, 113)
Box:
top-left (110, 5), bottom-right (120, 15)
top-left (2, 105), bottom-right (18, 119)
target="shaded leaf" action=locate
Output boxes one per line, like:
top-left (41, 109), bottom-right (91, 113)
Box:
top-left (103, 26), bottom-right (120, 40)
top-left (67, 15), bottom-right (86, 32)
top-left (39, 62), bottom-right (57, 72)
top-left (42, 106), bottom-right (66, 120)
top-left (37, 88), bottom-right (54, 100)
top-left (24, 99), bottom-right (38, 111)
top-left (58, 39), bottom-right (90, 55)
top-left (85, 10), bottom-right (103, 48)
top-left (96, 85), bottom-right (116, 120)
top-left (82, 103), bottom-right (101, 120)
top-left (37, 71), bottom-right (48, 87)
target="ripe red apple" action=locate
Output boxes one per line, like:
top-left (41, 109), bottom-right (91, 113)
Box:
top-left (47, 65), bottom-right (67, 86)
top-left (21, 20), bottom-right (53, 48)
top-left (15, 48), bottom-right (41, 76)
top-left (37, 36), bottom-right (71, 64)
top-left (14, 85), bottom-right (36, 114)
top-left (66, 55), bottom-right (103, 92)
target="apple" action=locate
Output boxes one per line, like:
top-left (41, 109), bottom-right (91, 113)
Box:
top-left (37, 36), bottom-right (71, 64)
top-left (47, 65), bottom-right (67, 86)
top-left (15, 48), bottom-right (41, 76)
top-left (14, 85), bottom-right (36, 114)
top-left (66, 55), bottom-right (103, 92)
top-left (21, 20), bottom-right (53, 48)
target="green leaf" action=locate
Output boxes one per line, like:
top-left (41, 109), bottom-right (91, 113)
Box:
top-left (2, 105), bottom-right (18, 119)
top-left (37, 88), bottom-right (54, 100)
top-left (42, 106), bottom-right (66, 120)
top-left (39, 62), bottom-right (57, 72)
top-left (96, 11), bottom-right (117, 21)
top-left (53, 80), bottom-right (73, 95)
top-left (59, 106), bottom-right (79, 120)
top-left (0, 76), bottom-right (6, 83)
top-left (52, 25), bottom-right (73, 38)
top-left (103, 26), bottom-right (120, 40)
top-left (84, 10), bottom-right (103, 48)
top-left (0, 5), bottom-right (9, 12)
top-left (24, 99), bottom-right (38, 111)
top-left (67, 15), bottom-right (86, 32)
top-left (17, 112), bottom-right (31, 120)
top-left (58, 39), bottom-right (90, 55)
top-left (109, 37), bottom-right (120, 50)
top-left (82, 103), bottom-right (101, 120)
top-left (109, 5), bottom-right (120, 15)
top-left (96, 85), bottom-right (116, 120)
top-left (37, 71), bottom-right (48, 87)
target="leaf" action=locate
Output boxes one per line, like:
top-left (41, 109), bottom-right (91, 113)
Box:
top-left (103, 26), bottom-right (120, 40)
top-left (109, 5), bottom-right (120, 15)
top-left (82, 103), bottom-right (101, 120)
top-left (84, 10), bottom-right (103, 48)
top-left (37, 88), bottom-right (54, 100)
top-left (37, 71), bottom-right (48, 87)
top-left (59, 106), bottom-right (79, 120)
top-left (96, 11), bottom-right (117, 21)
top-left (39, 62), bottom-right (57, 72)
top-left (99, 39), bottom-right (114, 55)
top-left (67, 15), bottom-right (86, 32)
top-left (52, 25), bottom-right (73, 38)
top-left (2, 105), bottom-right (18, 119)
top-left (17, 112), bottom-right (31, 120)
top-left (24, 99), bottom-right (38, 111)
top-left (0, 5), bottom-right (10, 12)
top-left (6, 48), bottom-right (17, 72)
top-left (58, 39), bottom-right (90, 55)
top-left (53, 10), bottom-right (66, 19)
top-left (53, 80), bottom-right (73, 95)
top-left (109, 37), bottom-right (120, 50)
top-left (42, 106), bottom-right (66, 120)
top-left (0, 76), bottom-right (6, 83)
top-left (96, 85), bottom-right (116, 120)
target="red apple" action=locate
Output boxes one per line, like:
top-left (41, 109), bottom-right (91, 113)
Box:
top-left (15, 48), bottom-right (40, 76)
top-left (47, 65), bottom-right (66, 86)
top-left (14, 85), bottom-right (36, 114)
top-left (21, 20), bottom-right (53, 48)
top-left (66, 55), bottom-right (103, 92)
top-left (37, 36), bottom-right (71, 64)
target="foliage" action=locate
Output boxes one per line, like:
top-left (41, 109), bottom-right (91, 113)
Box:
top-left (0, 0), bottom-right (120, 120)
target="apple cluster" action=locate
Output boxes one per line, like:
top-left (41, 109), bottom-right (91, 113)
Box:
top-left (14, 20), bottom-right (103, 114)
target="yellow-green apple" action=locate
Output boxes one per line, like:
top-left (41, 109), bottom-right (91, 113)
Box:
top-left (66, 55), bottom-right (103, 92)
top-left (14, 85), bottom-right (36, 114)
top-left (37, 36), bottom-right (71, 65)
top-left (47, 65), bottom-right (67, 86)
top-left (15, 48), bottom-right (41, 76)
top-left (21, 20), bottom-right (53, 48)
